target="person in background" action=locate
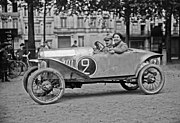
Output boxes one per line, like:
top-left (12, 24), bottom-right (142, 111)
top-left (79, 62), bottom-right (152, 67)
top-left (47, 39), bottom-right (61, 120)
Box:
top-left (6, 45), bottom-right (16, 60)
top-left (16, 43), bottom-right (28, 66)
top-left (44, 41), bottom-right (51, 49)
top-left (108, 33), bottom-right (128, 54)
top-left (71, 40), bottom-right (78, 47)
top-left (0, 42), bottom-right (10, 82)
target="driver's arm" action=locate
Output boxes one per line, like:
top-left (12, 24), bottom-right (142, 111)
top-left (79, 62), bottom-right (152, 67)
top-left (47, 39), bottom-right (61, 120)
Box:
top-left (109, 42), bottom-right (128, 54)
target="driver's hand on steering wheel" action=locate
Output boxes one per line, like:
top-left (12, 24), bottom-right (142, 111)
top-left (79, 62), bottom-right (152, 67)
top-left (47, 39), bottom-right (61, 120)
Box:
top-left (94, 41), bottom-right (105, 51)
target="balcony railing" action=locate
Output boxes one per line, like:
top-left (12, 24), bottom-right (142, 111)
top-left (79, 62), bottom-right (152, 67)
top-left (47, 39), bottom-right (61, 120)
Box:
top-left (54, 27), bottom-right (114, 34)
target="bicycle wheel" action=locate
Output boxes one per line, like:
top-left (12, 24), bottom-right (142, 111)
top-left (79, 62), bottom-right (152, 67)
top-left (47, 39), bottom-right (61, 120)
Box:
top-left (8, 61), bottom-right (22, 79)
top-left (18, 61), bottom-right (28, 75)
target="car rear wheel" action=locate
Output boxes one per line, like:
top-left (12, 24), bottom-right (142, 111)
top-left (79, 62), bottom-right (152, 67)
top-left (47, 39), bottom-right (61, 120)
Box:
top-left (22, 66), bottom-right (38, 93)
top-left (120, 82), bottom-right (139, 91)
top-left (27, 68), bottom-right (65, 105)
top-left (138, 64), bottom-right (165, 94)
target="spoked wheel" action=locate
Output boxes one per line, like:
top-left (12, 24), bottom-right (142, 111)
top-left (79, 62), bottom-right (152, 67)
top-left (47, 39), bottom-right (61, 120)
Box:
top-left (22, 66), bottom-right (38, 93)
top-left (138, 64), bottom-right (165, 94)
top-left (121, 82), bottom-right (139, 91)
top-left (8, 61), bottom-right (22, 79)
top-left (27, 68), bottom-right (65, 105)
top-left (18, 61), bottom-right (28, 75)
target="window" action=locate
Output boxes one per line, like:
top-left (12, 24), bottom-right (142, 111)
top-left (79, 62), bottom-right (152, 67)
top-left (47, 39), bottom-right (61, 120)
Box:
top-left (116, 21), bottom-right (122, 30)
top-left (34, 10), bottom-right (39, 16)
top-left (58, 36), bottom-right (71, 48)
top-left (24, 7), bottom-right (27, 16)
top-left (131, 40), bottom-right (144, 49)
top-left (46, 23), bottom-right (52, 34)
top-left (34, 24), bottom-right (41, 34)
top-left (13, 18), bottom-right (18, 28)
top-left (173, 23), bottom-right (178, 34)
top-left (2, 20), bottom-right (8, 28)
top-left (24, 23), bottom-right (28, 34)
top-left (150, 23), bottom-right (154, 32)
top-left (47, 8), bottom-right (51, 16)
top-left (60, 17), bottom-right (67, 28)
top-left (77, 17), bottom-right (84, 28)
top-left (78, 36), bottom-right (84, 47)
top-left (141, 25), bottom-right (145, 35)
top-left (89, 17), bottom-right (96, 28)
top-left (102, 17), bottom-right (109, 29)
top-left (151, 37), bottom-right (162, 53)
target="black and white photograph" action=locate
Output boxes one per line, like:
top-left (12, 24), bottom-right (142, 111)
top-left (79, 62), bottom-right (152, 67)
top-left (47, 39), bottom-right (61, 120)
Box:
top-left (0, 0), bottom-right (180, 123)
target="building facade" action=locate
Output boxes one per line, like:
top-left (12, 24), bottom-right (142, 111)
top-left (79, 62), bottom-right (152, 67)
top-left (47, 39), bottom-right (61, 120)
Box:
top-left (0, 1), bottom-right (19, 49)
top-left (0, 2), bottom-right (179, 59)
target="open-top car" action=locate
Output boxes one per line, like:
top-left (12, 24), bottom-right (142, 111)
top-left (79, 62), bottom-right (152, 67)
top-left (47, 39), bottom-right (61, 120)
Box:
top-left (24, 41), bottom-right (165, 105)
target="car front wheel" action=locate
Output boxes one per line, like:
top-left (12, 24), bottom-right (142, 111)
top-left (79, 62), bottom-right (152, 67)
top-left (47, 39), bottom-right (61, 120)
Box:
top-left (27, 68), bottom-right (65, 105)
top-left (138, 64), bottom-right (165, 94)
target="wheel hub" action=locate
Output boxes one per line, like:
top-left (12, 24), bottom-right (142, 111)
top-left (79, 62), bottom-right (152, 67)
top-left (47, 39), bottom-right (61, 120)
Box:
top-left (42, 80), bottom-right (53, 92)
top-left (147, 75), bottom-right (156, 83)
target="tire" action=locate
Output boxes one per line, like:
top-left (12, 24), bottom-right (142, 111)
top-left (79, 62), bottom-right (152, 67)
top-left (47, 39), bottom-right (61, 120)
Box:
top-left (27, 68), bottom-right (65, 105)
top-left (121, 82), bottom-right (139, 91)
top-left (22, 66), bottom-right (38, 93)
top-left (18, 61), bottom-right (28, 76)
top-left (138, 64), bottom-right (165, 95)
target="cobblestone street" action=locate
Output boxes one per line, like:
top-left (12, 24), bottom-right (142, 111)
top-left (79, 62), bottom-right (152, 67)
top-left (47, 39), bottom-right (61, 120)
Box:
top-left (0, 64), bottom-right (180, 123)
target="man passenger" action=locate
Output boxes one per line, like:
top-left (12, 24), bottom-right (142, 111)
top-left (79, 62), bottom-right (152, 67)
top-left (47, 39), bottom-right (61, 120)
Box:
top-left (104, 35), bottom-right (113, 48)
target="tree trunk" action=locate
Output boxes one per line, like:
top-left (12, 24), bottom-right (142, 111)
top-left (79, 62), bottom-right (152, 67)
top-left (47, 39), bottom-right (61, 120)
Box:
top-left (43, 1), bottom-right (47, 44)
top-left (165, 8), bottom-right (172, 63)
top-left (125, 15), bottom-right (130, 47)
top-left (12, 0), bottom-right (17, 12)
top-left (179, 9), bottom-right (180, 60)
top-left (125, 0), bottom-right (130, 47)
top-left (28, 2), bottom-right (36, 59)
top-left (2, 1), bottom-right (7, 12)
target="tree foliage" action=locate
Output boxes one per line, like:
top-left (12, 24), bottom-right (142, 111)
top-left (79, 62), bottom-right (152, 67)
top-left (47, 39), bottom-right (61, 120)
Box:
top-left (1, 0), bottom-right (180, 60)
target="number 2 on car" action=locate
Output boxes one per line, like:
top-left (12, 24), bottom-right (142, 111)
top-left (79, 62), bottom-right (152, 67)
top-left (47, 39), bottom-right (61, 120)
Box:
top-left (77, 57), bottom-right (97, 76)
top-left (81, 59), bottom-right (90, 74)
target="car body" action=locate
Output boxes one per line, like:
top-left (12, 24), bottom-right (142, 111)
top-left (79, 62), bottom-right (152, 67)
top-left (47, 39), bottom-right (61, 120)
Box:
top-left (24, 42), bottom-right (165, 105)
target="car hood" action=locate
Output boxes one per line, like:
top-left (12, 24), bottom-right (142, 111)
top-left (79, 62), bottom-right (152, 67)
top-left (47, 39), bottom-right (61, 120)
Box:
top-left (129, 48), bottom-right (154, 53)
top-left (39, 47), bottom-right (94, 58)
top-left (128, 48), bottom-right (162, 56)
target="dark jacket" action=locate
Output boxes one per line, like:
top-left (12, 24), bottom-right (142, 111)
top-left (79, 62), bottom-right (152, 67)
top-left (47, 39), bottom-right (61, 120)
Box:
top-left (0, 48), bottom-right (8, 71)
top-left (16, 47), bottom-right (27, 60)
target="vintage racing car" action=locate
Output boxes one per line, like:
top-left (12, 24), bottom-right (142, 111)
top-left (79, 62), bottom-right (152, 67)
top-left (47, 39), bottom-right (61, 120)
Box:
top-left (23, 41), bottom-right (165, 105)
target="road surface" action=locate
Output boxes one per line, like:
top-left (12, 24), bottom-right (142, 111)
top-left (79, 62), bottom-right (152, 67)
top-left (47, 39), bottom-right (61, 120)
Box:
top-left (0, 64), bottom-right (180, 123)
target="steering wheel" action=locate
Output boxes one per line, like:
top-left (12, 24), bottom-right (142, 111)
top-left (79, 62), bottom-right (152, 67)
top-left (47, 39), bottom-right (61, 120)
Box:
top-left (94, 41), bottom-right (105, 51)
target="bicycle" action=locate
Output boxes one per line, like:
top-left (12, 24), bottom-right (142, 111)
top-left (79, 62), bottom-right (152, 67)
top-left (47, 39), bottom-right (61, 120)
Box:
top-left (17, 52), bottom-right (31, 75)
top-left (19, 51), bottom-right (38, 75)
top-left (7, 60), bottom-right (23, 79)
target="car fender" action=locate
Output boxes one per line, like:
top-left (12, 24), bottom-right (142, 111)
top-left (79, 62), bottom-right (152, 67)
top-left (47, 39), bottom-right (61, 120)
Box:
top-left (29, 59), bottom-right (39, 66)
top-left (135, 53), bottom-right (163, 77)
top-left (140, 53), bottom-right (163, 63)
top-left (38, 58), bottom-right (89, 80)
